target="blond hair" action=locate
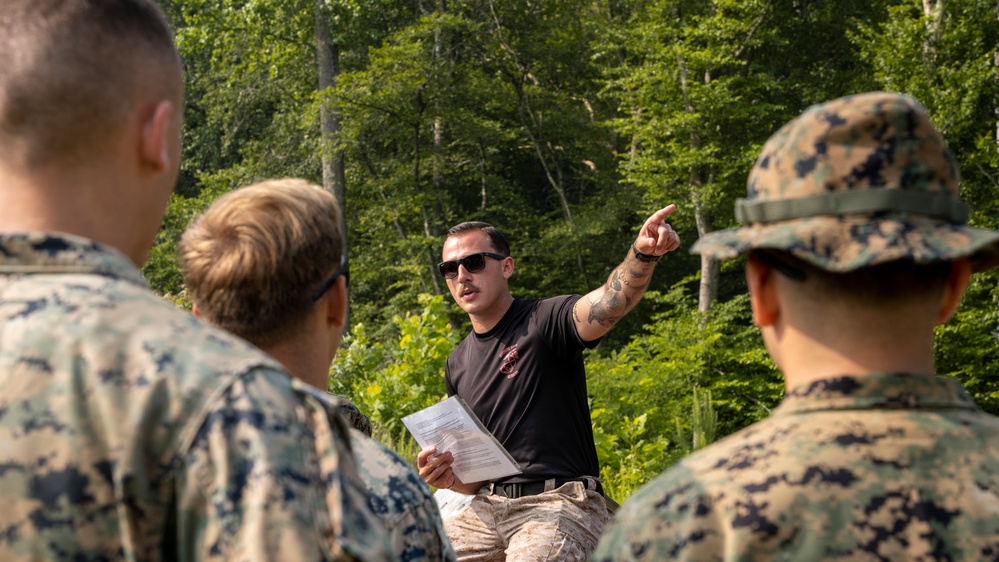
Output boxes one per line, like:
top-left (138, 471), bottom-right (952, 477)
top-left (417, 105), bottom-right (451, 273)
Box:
top-left (179, 179), bottom-right (345, 347)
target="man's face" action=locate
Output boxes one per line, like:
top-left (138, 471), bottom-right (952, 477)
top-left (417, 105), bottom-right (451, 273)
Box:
top-left (441, 231), bottom-right (509, 317)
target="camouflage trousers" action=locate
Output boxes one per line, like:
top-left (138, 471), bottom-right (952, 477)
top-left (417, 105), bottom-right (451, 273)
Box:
top-left (443, 479), bottom-right (608, 561)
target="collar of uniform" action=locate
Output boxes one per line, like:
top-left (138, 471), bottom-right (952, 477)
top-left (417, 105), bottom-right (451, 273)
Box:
top-left (0, 232), bottom-right (148, 289)
top-left (774, 373), bottom-right (978, 416)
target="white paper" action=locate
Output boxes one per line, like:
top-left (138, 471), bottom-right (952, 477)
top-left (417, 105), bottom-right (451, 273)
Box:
top-left (403, 395), bottom-right (521, 483)
top-left (433, 488), bottom-right (474, 519)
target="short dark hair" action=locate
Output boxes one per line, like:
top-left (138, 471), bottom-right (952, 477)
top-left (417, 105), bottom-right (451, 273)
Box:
top-left (0, 0), bottom-right (182, 170)
top-left (755, 250), bottom-right (953, 306)
top-left (445, 221), bottom-right (511, 257)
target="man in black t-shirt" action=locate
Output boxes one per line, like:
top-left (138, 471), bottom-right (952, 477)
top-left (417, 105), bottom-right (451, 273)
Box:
top-left (417, 208), bottom-right (681, 561)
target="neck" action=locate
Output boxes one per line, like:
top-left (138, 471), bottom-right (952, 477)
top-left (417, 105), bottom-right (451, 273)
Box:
top-left (261, 334), bottom-right (332, 391)
top-left (469, 293), bottom-right (515, 334)
top-left (772, 325), bottom-right (936, 391)
top-left (0, 166), bottom-right (147, 265)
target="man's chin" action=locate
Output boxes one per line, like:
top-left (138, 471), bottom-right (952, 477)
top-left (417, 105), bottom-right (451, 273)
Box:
top-left (458, 299), bottom-right (482, 314)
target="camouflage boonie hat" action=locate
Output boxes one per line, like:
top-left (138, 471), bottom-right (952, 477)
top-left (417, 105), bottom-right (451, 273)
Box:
top-left (691, 91), bottom-right (999, 272)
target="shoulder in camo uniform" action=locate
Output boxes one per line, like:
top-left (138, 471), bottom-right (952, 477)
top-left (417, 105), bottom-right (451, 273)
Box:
top-left (592, 92), bottom-right (999, 561)
top-left (0, 0), bottom-right (395, 558)
top-left (0, 234), bottom-right (395, 560)
top-left (347, 427), bottom-right (458, 562)
top-left (330, 394), bottom-right (374, 437)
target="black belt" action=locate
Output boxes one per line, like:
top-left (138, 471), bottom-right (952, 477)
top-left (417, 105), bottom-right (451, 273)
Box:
top-left (489, 478), bottom-right (603, 499)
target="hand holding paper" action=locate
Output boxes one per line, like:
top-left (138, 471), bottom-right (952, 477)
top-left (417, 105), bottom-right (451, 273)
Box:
top-left (404, 396), bottom-right (521, 484)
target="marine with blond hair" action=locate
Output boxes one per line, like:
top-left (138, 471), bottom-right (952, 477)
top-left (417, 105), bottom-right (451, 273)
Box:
top-left (179, 178), bottom-right (456, 562)
top-left (0, 1), bottom-right (392, 559)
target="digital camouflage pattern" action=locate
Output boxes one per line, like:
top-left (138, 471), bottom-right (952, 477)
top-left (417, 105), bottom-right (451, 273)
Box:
top-left (691, 91), bottom-right (999, 273)
top-left (0, 233), bottom-right (394, 561)
top-left (332, 395), bottom-right (374, 437)
top-left (346, 428), bottom-right (457, 561)
top-left (592, 373), bottom-right (999, 561)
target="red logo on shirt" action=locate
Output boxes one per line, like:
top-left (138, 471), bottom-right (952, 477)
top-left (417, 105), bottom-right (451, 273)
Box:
top-left (499, 345), bottom-right (520, 379)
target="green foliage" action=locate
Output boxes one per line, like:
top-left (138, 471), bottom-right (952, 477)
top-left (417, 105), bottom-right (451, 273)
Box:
top-left (687, 386), bottom-right (718, 451)
top-left (330, 294), bottom-right (462, 447)
top-left (936, 269), bottom-right (999, 415)
top-left (590, 409), bottom-right (670, 502)
top-left (152, 0), bottom-right (999, 503)
top-left (142, 189), bottom-right (222, 295)
top-left (587, 279), bottom-right (783, 499)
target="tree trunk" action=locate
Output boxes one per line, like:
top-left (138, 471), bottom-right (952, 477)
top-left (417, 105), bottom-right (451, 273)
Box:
top-left (314, 0), bottom-right (350, 329)
top-left (922, 0), bottom-right (943, 63)
top-left (678, 53), bottom-right (720, 314)
top-left (695, 204), bottom-right (719, 314)
top-left (426, 0), bottom-right (450, 297)
top-left (314, 1), bottom-right (346, 234)
top-left (478, 142), bottom-right (489, 212)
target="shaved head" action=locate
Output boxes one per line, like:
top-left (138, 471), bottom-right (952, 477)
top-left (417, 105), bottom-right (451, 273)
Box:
top-left (0, 0), bottom-right (182, 171)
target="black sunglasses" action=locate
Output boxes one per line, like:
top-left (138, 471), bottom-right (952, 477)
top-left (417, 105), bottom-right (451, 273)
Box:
top-left (437, 252), bottom-right (505, 279)
top-left (312, 255), bottom-right (350, 300)
top-left (754, 250), bottom-right (806, 282)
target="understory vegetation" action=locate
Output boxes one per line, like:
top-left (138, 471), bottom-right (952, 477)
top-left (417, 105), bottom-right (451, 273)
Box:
top-left (152, 0), bottom-right (999, 501)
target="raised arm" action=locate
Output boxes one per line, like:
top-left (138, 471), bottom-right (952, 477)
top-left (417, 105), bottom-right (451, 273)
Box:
top-left (573, 205), bottom-right (680, 343)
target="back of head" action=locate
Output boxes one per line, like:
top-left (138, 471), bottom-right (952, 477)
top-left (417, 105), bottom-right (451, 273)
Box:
top-left (0, 0), bottom-right (181, 172)
top-left (179, 179), bottom-right (344, 347)
top-left (693, 91), bottom-right (999, 304)
top-left (755, 250), bottom-right (953, 313)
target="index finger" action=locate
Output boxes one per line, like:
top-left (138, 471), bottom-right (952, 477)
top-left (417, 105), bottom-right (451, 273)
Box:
top-left (649, 204), bottom-right (676, 223)
top-left (642, 204), bottom-right (677, 239)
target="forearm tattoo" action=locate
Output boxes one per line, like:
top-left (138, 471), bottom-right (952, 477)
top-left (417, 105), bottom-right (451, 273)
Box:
top-left (578, 257), bottom-right (654, 328)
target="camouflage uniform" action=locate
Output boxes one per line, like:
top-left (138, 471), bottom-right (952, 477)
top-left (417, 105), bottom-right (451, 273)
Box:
top-left (0, 233), bottom-right (394, 561)
top-left (332, 395), bottom-right (374, 436)
top-left (346, 428), bottom-right (458, 562)
top-left (690, 92), bottom-right (999, 272)
top-left (592, 373), bottom-right (999, 561)
top-left (593, 92), bottom-right (999, 561)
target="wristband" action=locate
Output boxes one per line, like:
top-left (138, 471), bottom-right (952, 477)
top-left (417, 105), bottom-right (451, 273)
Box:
top-left (632, 243), bottom-right (662, 263)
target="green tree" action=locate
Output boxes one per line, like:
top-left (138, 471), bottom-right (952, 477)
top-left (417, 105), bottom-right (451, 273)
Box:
top-left (600, 0), bottom-right (891, 312)
top-left (331, 0), bottom-right (650, 343)
top-left (331, 294), bottom-right (461, 450)
top-left (853, 0), bottom-right (999, 414)
top-left (587, 281), bottom-right (783, 497)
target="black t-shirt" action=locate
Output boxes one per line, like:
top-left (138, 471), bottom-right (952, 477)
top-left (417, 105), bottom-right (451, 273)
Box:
top-left (445, 296), bottom-right (600, 484)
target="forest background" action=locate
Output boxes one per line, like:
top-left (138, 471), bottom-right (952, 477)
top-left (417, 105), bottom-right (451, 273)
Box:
top-left (151, 0), bottom-right (999, 501)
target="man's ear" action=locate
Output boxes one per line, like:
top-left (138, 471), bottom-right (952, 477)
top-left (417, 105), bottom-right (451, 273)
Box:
top-left (140, 100), bottom-right (175, 172)
top-left (502, 256), bottom-right (515, 279)
top-left (325, 276), bottom-right (348, 329)
top-left (936, 258), bottom-right (972, 324)
top-left (746, 253), bottom-right (780, 327)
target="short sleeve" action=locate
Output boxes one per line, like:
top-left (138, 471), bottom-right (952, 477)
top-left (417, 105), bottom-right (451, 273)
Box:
top-left (534, 295), bottom-right (597, 355)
